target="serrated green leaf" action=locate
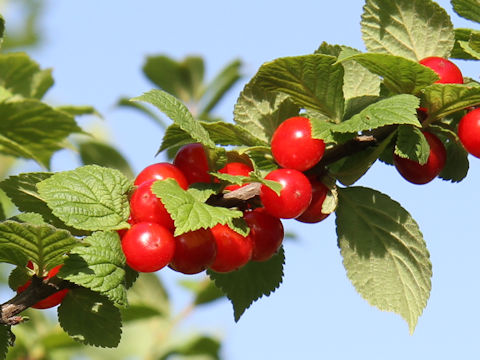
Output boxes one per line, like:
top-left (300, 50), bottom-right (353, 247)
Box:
top-left (0, 134), bottom-right (43, 165)
top-left (37, 165), bottom-right (131, 231)
top-left (343, 96), bottom-right (382, 121)
top-left (208, 247), bottom-right (284, 321)
top-left (330, 132), bottom-right (395, 185)
top-left (452, 28), bottom-right (479, 59)
top-left (422, 84), bottom-right (480, 121)
top-left (132, 90), bottom-right (216, 149)
top-left (58, 231), bottom-right (127, 306)
top-left (187, 183), bottom-right (222, 203)
top-left (57, 288), bottom-right (122, 348)
top-left (335, 94), bottom-right (420, 133)
top-left (199, 58), bottom-right (242, 116)
top-left (339, 53), bottom-right (438, 94)
top-left (9, 212), bottom-right (46, 225)
top-left (235, 146), bottom-right (278, 172)
top-left (0, 325), bottom-right (10, 360)
top-left (336, 187), bottom-right (431, 334)
top-left (233, 81), bottom-right (300, 144)
top-left (254, 54), bottom-right (344, 121)
top-left (0, 53), bottom-right (54, 99)
top-left (361, 0), bottom-right (454, 60)
top-left (0, 98), bottom-right (82, 167)
top-left (151, 179), bottom-right (243, 236)
top-left (0, 220), bottom-right (78, 271)
top-left (459, 35), bottom-right (480, 59)
top-left (79, 141), bottom-right (134, 179)
top-left (8, 265), bottom-right (30, 291)
top-left (315, 42), bottom-right (344, 57)
top-left (394, 125), bottom-right (430, 164)
top-left (452, 0), bottom-right (480, 23)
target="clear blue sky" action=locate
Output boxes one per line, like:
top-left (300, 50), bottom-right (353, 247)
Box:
top-left (6, 0), bottom-right (480, 358)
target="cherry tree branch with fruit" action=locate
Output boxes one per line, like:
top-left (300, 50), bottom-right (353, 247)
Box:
top-left (0, 0), bottom-right (479, 356)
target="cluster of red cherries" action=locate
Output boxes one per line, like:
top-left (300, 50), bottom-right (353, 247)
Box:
top-left (393, 56), bottom-right (480, 184)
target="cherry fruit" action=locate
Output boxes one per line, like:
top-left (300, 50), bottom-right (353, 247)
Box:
top-left (244, 208), bottom-right (284, 261)
top-left (218, 162), bottom-right (253, 191)
top-left (419, 57), bottom-right (463, 84)
top-left (271, 116), bottom-right (325, 171)
top-left (393, 131), bottom-right (447, 185)
top-left (121, 222), bottom-right (175, 272)
top-left (458, 108), bottom-right (480, 158)
top-left (296, 178), bottom-right (330, 223)
top-left (134, 162), bottom-right (188, 189)
top-left (260, 168), bottom-right (312, 219)
top-left (173, 143), bottom-right (211, 185)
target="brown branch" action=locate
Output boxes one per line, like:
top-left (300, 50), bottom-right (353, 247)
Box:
top-left (0, 276), bottom-right (75, 326)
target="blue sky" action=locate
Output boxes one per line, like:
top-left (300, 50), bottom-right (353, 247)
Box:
top-left (5, 0), bottom-right (480, 358)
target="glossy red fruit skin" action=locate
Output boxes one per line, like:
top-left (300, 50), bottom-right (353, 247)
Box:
top-left (296, 178), bottom-right (330, 224)
top-left (419, 57), bottom-right (464, 84)
top-left (134, 162), bottom-right (188, 189)
top-left (169, 228), bottom-right (217, 274)
top-left (260, 169), bottom-right (312, 219)
top-left (271, 116), bottom-right (326, 171)
top-left (17, 264), bottom-right (69, 309)
top-left (218, 162), bottom-right (253, 191)
top-left (129, 180), bottom-right (174, 230)
top-left (209, 224), bottom-right (253, 273)
top-left (173, 143), bottom-right (211, 185)
top-left (393, 131), bottom-right (447, 185)
top-left (244, 208), bottom-right (284, 262)
top-left (458, 108), bottom-right (480, 158)
top-left (121, 222), bottom-right (175, 272)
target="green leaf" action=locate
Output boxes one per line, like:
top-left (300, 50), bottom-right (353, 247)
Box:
top-left (117, 97), bottom-right (168, 128)
top-left (394, 125), bottom-right (430, 164)
top-left (0, 220), bottom-right (78, 271)
top-left (361, 0), bottom-right (454, 60)
top-left (160, 336), bottom-right (221, 360)
top-left (199, 58), bottom-right (242, 116)
top-left (132, 90), bottom-right (216, 149)
top-left (233, 81), bottom-right (300, 143)
top-left (339, 53), bottom-right (438, 94)
top-left (210, 172), bottom-right (282, 195)
top-left (335, 94), bottom-right (420, 133)
top-left (452, 28), bottom-right (480, 59)
top-left (56, 105), bottom-right (101, 118)
top-left (452, 0), bottom-right (480, 23)
top-left (37, 165), bottom-right (131, 231)
top-left (254, 54), bottom-right (344, 121)
top-left (0, 15), bottom-right (4, 47)
top-left (0, 98), bottom-right (82, 167)
top-left (330, 132), bottom-right (395, 185)
top-left (236, 146), bottom-right (278, 172)
top-left (208, 247), bottom-right (284, 321)
top-left (79, 141), bottom-right (134, 179)
top-left (0, 325), bottom-right (10, 360)
top-left (315, 41), bottom-right (344, 57)
top-left (151, 179), bottom-right (243, 236)
top-left (458, 32), bottom-right (480, 59)
top-left (8, 264), bottom-right (31, 291)
top-left (422, 84), bottom-right (480, 120)
top-left (57, 288), bottom-right (122, 348)
top-left (120, 304), bottom-right (163, 323)
top-left (58, 231), bottom-right (127, 306)
top-left (126, 273), bottom-right (170, 316)
top-left (336, 187), bottom-right (432, 333)
top-left (0, 53), bottom-right (54, 99)
top-left (179, 277), bottom-right (224, 306)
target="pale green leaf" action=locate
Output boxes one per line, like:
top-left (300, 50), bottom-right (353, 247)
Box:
top-left (452, 0), bottom-right (480, 23)
top-left (57, 288), bottom-right (122, 348)
top-left (336, 187), bottom-right (432, 333)
top-left (339, 53), bottom-right (439, 94)
top-left (394, 125), bottom-right (430, 164)
top-left (254, 54), bottom-right (344, 121)
top-left (422, 84), bottom-right (480, 120)
top-left (208, 247), bottom-right (284, 321)
top-left (0, 220), bottom-right (78, 271)
top-left (342, 56), bottom-right (381, 101)
top-left (132, 90), bottom-right (216, 148)
top-left (233, 82), bottom-right (300, 143)
top-left (361, 0), bottom-right (454, 60)
top-left (151, 178), bottom-right (243, 236)
top-left (451, 28), bottom-right (480, 59)
top-left (58, 231), bottom-right (127, 306)
top-left (37, 165), bottom-right (131, 231)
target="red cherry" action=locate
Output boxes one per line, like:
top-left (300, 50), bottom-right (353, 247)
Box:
top-left (169, 228), bottom-right (217, 274)
top-left (121, 222), bottom-right (175, 272)
top-left (458, 108), bottom-right (480, 158)
top-left (129, 180), bottom-right (174, 230)
top-left (419, 57), bottom-right (463, 84)
top-left (134, 162), bottom-right (188, 189)
top-left (271, 116), bottom-right (325, 171)
top-left (209, 223), bottom-right (253, 273)
top-left (296, 178), bottom-right (330, 224)
top-left (244, 208), bottom-right (284, 262)
top-left (218, 162), bottom-right (253, 191)
top-left (393, 131), bottom-right (447, 184)
top-left (117, 215), bottom-right (134, 238)
top-left (17, 264), bottom-right (69, 309)
top-left (260, 168), bottom-right (312, 219)
top-left (173, 143), bottom-right (211, 185)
